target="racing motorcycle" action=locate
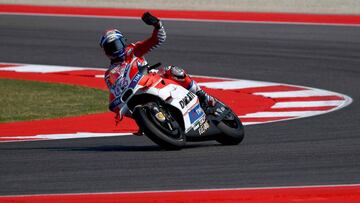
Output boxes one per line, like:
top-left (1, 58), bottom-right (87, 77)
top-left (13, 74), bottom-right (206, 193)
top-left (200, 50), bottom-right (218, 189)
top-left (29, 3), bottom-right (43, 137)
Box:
top-left (112, 61), bottom-right (245, 150)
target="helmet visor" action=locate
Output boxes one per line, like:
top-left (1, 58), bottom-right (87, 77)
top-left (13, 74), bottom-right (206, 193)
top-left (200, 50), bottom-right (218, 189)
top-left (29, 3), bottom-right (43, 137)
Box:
top-left (104, 39), bottom-right (125, 56)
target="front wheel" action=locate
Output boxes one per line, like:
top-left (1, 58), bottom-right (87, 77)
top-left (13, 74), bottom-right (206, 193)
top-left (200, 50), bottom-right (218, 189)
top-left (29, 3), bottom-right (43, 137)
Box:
top-left (213, 105), bottom-right (245, 145)
top-left (132, 102), bottom-right (186, 150)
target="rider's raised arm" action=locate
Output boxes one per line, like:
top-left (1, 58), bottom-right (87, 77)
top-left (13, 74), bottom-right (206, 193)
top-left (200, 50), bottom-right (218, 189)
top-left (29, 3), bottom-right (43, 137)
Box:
top-left (133, 12), bottom-right (166, 57)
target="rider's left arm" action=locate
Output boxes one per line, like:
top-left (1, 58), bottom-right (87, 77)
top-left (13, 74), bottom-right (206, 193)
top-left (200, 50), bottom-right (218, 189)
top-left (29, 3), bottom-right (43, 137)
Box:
top-left (133, 12), bottom-right (166, 57)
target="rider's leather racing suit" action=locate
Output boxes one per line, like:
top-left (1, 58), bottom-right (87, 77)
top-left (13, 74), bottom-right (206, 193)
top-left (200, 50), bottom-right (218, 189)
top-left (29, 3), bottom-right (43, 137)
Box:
top-left (104, 23), bottom-right (204, 118)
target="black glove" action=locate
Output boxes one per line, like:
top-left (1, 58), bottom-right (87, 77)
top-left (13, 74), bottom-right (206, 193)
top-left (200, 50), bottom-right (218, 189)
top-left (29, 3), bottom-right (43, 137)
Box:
top-left (142, 12), bottom-right (161, 29)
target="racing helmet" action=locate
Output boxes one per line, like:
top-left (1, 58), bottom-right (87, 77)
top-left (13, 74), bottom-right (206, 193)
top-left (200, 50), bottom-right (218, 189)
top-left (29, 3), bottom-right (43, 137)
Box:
top-left (99, 29), bottom-right (127, 62)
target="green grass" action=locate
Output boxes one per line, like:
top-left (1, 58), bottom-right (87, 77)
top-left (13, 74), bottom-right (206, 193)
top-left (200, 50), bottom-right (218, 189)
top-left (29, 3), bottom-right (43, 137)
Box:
top-left (0, 79), bottom-right (108, 123)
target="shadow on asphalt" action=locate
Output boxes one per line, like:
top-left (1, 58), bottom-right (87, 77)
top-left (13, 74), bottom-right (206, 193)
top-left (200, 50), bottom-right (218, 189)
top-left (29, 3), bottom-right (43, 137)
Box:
top-left (0, 143), bottom-right (221, 152)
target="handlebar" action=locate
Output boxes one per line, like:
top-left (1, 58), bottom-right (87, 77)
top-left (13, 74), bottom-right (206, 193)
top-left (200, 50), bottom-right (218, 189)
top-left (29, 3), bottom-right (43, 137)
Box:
top-left (147, 62), bottom-right (162, 71)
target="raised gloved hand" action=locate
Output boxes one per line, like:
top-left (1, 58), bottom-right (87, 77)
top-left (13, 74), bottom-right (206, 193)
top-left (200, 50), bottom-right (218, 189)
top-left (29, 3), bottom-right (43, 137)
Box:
top-left (142, 12), bottom-right (161, 29)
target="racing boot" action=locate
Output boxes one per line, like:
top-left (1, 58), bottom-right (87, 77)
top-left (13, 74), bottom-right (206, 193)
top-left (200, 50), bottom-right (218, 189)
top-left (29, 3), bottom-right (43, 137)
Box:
top-left (160, 65), bottom-right (216, 109)
top-left (195, 89), bottom-right (217, 109)
top-left (185, 76), bottom-right (216, 109)
top-left (188, 80), bottom-right (216, 109)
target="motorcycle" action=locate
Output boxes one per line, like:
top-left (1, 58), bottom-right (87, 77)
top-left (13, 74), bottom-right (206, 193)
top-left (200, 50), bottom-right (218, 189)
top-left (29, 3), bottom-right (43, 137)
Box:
top-left (112, 61), bottom-right (245, 150)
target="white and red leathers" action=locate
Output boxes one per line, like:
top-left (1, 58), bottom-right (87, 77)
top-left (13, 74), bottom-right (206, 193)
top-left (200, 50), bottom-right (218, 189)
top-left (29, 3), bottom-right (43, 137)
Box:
top-left (104, 23), bottom-right (203, 115)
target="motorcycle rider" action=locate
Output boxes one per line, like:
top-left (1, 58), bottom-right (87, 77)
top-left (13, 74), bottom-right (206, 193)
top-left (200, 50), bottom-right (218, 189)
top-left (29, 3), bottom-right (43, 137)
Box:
top-left (100, 12), bottom-right (215, 125)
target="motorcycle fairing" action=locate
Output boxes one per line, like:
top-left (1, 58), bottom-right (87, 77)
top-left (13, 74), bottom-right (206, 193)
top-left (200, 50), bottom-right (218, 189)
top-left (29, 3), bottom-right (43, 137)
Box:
top-left (152, 83), bottom-right (206, 133)
top-left (112, 59), bottom-right (206, 133)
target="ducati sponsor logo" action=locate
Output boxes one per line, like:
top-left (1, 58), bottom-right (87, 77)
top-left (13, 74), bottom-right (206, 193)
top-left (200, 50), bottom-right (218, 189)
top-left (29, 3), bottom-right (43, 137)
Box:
top-left (179, 92), bottom-right (196, 109)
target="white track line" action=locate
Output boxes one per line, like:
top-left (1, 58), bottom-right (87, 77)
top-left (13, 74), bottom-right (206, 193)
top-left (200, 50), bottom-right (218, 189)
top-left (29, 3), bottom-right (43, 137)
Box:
top-left (272, 100), bottom-right (346, 108)
top-left (254, 89), bottom-right (338, 98)
top-left (242, 122), bottom-right (262, 125)
top-left (0, 63), bottom-right (105, 72)
top-left (0, 64), bottom-right (89, 73)
top-left (199, 80), bottom-right (278, 89)
top-left (240, 111), bottom-right (326, 118)
top-left (0, 132), bottom-right (131, 142)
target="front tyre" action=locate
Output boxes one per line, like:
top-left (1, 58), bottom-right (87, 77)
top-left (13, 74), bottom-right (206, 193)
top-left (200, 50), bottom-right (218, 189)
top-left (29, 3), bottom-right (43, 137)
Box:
top-left (132, 103), bottom-right (185, 150)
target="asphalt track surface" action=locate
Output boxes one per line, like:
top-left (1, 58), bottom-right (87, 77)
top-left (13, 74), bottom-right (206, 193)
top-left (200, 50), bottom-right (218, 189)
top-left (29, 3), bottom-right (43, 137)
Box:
top-left (0, 15), bottom-right (359, 195)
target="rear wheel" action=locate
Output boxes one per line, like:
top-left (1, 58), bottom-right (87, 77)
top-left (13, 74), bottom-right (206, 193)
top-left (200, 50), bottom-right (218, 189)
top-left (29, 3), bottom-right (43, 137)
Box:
top-left (214, 105), bottom-right (244, 145)
top-left (132, 102), bottom-right (185, 150)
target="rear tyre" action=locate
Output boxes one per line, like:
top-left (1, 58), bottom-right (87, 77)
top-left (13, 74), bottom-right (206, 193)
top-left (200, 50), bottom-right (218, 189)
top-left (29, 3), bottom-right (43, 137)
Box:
top-left (132, 103), bottom-right (185, 150)
top-left (215, 109), bottom-right (245, 145)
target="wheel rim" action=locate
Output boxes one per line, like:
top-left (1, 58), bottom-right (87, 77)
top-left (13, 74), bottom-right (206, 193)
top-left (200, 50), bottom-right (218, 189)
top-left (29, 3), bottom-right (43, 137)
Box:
top-left (147, 105), bottom-right (183, 140)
